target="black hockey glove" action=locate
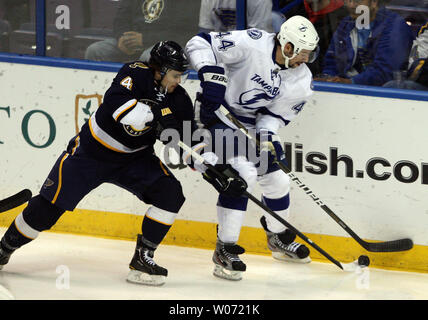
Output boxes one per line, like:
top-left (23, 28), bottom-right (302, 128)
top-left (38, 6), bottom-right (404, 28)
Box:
top-left (203, 164), bottom-right (248, 197)
top-left (147, 104), bottom-right (180, 141)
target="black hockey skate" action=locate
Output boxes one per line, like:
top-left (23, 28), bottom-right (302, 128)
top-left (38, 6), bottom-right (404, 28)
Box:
top-left (212, 240), bottom-right (246, 281)
top-left (127, 234), bottom-right (167, 286)
top-left (261, 216), bottom-right (311, 263)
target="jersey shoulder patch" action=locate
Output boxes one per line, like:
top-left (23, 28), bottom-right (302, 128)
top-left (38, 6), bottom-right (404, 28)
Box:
top-left (247, 29), bottom-right (263, 40)
top-left (128, 61), bottom-right (149, 69)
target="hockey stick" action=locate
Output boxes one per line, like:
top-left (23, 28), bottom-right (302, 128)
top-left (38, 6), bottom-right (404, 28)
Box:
top-left (0, 189), bottom-right (32, 213)
top-left (218, 105), bottom-right (413, 253)
top-left (177, 140), bottom-right (366, 271)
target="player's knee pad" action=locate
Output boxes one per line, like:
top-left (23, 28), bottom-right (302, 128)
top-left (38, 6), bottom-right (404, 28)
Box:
top-left (228, 156), bottom-right (257, 191)
top-left (21, 194), bottom-right (65, 232)
top-left (258, 170), bottom-right (290, 199)
top-left (146, 176), bottom-right (185, 213)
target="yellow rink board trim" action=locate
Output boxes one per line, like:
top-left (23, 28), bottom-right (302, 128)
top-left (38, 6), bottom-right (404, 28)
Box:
top-left (0, 205), bottom-right (426, 273)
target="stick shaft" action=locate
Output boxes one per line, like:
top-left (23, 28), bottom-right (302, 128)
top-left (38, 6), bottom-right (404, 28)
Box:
top-left (177, 140), bottom-right (343, 270)
top-left (0, 189), bottom-right (32, 213)
top-left (244, 191), bottom-right (343, 269)
top-left (219, 106), bottom-right (413, 252)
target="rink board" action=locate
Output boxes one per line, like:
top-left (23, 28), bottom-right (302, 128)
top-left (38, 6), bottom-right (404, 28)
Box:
top-left (0, 62), bottom-right (427, 272)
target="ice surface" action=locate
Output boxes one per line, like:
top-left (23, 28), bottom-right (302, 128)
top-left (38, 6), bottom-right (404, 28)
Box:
top-left (0, 228), bottom-right (427, 300)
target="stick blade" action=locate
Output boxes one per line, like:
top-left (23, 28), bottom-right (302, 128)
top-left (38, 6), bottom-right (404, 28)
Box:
top-left (0, 189), bottom-right (32, 213)
top-left (364, 238), bottom-right (413, 252)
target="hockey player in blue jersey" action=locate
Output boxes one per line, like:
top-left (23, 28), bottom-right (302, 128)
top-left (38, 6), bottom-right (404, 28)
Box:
top-left (185, 16), bottom-right (320, 280)
top-left (0, 41), bottom-right (247, 286)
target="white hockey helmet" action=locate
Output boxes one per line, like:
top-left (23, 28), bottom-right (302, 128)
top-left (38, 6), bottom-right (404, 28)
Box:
top-left (277, 15), bottom-right (319, 67)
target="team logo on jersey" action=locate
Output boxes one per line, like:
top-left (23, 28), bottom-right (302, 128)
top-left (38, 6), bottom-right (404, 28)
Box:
top-left (247, 29), bottom-right (262, 40)
top-left (142, 0), bottom-right (164, 23)
top-left (250, 73), bottom-right (281, 95)
top-left (43, 178), bottom-right (54, 189)
top-left (237, 88), bottom-right (276, 107)
top-left (74, 94), bottom-right (102, 134)
top-left (271, 68), bottom-right (280, 80)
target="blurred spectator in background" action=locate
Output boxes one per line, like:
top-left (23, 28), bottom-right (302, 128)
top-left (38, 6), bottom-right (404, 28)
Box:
top-left (85, 0), bottom-right (163, 62)
top-left (272, 0), bottom-right (348, 75)
top-left (386, 0), bottom-right (428, 34)
top-left (407, 22), bottom-right (428, 89)
top-left (85, 0), bottom-right (199, 63)
top-left (275, 0), bottom-right (307, 20)
top-left (304, 0), bottom-right (348, 75)
top-left (0, 0), bottom-right (29, 30)
top-left (388, 0), bottom-right (428, 5)
top-left (383, 21), bottom-right (428, 90)
top-left (318, 0), bottom-right (414, 86)
top-left (198, 0), bottom-right (273, 33)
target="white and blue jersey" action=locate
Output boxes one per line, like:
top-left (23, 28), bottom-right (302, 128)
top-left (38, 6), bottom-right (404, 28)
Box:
top-left (185, 28), bottom-right (314, 134)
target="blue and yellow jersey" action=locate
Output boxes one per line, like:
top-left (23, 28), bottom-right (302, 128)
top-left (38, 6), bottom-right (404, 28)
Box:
top-left (79, 61), bottom-right (196, 163)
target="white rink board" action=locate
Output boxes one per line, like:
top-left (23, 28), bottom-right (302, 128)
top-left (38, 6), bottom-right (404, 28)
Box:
top-left (0, 62), bottom-right (426, 245)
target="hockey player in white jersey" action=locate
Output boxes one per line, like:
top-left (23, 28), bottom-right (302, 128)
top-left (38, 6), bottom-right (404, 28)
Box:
top-left (185, 16), bottom-right (319, 280)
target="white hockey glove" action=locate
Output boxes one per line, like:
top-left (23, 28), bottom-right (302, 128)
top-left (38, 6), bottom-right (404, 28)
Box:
top-left (193, 151), bottom-right (219, 173)
top-left (181, 142), bottom-right (219, 173)
top-left (118, 101), bottom-right (153, 130)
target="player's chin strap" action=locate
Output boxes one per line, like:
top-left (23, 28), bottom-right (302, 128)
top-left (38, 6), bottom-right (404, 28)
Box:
top-left (216, 105), bottom-right (413, 253)
top-left (281, 50), bottom-right (294, 69)
top-left (279, 40), bottom-right (297, 68)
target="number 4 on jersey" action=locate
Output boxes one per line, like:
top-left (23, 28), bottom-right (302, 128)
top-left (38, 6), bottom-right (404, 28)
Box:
top-left (215, 32), bottom-right (235, 51)
top-left (218, 40), bottom-right (235, 51)
top-left (120, 76), bottom-right (133, 90)
top-left (292, 102), bottom-right (305, 114)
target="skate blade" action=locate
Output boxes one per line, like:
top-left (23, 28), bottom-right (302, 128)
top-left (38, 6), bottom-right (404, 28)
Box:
top-left (126, 269), bottom-right (166, 286)
top-left (0, 284), bottom-right (14, 300)
top-left (272, 252), bottom-right (311, 264)
top-left (213, 264), bottom-right (243, 281)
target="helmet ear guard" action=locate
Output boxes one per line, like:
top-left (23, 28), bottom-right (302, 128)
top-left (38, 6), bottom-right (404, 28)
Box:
top-left (277, 15), bottom-right (319, 67)
top-left (149, 40), bottom-right (189, 76)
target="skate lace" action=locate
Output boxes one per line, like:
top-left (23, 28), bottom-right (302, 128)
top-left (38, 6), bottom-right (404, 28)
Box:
top-left (220, 247), bottom-right (241, 262)
top-left (141, 249), bottom-right (156, 266)
top-left (273, 235), bottom-right (300, 253)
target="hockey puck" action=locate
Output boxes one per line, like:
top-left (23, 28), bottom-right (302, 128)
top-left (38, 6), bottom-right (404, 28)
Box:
top-left (358, 255), bottom-right (370, 267)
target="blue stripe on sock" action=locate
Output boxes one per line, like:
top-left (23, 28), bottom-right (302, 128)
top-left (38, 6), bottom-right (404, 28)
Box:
top-left (217, 194), bottom-right (248, 211)
top-left (263, 194), bottom-right (290, 211)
